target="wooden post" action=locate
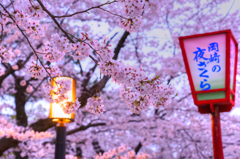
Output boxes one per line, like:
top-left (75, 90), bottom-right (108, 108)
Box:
top-left (211, 106), bottom-right (224, 159)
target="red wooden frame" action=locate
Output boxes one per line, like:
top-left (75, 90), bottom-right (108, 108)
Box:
top-left (179, 30), bottom-right (238, 114)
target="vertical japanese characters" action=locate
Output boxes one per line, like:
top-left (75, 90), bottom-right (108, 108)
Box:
top-left (193, 42), bottom-right (221, 90)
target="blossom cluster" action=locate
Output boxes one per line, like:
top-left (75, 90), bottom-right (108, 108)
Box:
top-left (27, 61), bottom-right (46, 79)
top-left (86, 96), bottom-right (105, 115)
top-left (0, 116), bottom-right (53, 141)
top-left (60, 99), bottom-right (81, 114)
top-left (26, 35), bottom-right (66, 80)
top-left (118, 0), bottom-right (160, 32)
top-left (118, 0), bottom-right (144, 32)
top-left (8, 0), bottom-right (46, 38)
top-left (23, 2), bottom-right (46, 18)
top-left (14, 11), bottom-right (45, 38)
top-left (71, 42), bottom-right (91, 60)
top-left (43, 78), bottom-right (71, 104)
top-left (42, 34), bottom-right (71, 62)
top-left (0, 45), bottom-right (13, 76)
top-left (95, 145), bottom-right (151, 159)
top-left (46, 65), bottom-right (62, 77)
top-left (0, 45), bottom-right (15, 63)
top-left (123, 0), bottom-right (144, 18)
top-left (92, 37), bottom-right (114, 61)
top-left (71, 33), bottom-right (91, 60)
top-left (118, 17), bottom-right (143, 33)
top-left (42, 42), bottom-right (65, 62)
top-left (98, 54), bottom-right (175, 113)
top-left (143, 0), bottom-right (160, 13)
top-left (120, 80), bottom-right (175, 113)
top-left (20, 141), bottom-right (54, 159)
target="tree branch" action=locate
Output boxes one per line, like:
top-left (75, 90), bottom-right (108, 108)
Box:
top-left (54, 1), bottom-right (117, 18)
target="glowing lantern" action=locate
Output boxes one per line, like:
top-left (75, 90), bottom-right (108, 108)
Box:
top-left (49, 76), bottom-right (76, 123)
top-left (179, 30), bottom-right (238, 114)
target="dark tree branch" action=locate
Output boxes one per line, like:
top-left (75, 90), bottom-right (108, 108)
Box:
top-left (46, 122), bottom-right (106, 145)
top-left (29, 118), bottom-right (57, 132)
top-left (0, 138), bottom-right (19, 156)
top-left (134, 142), bottom-right (142, 154)
top-left (67, 122), bottom-right (106, 136)
top-left (113, 31), bottom-right (129, 60)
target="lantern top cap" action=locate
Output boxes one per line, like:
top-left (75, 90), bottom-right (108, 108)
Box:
top-left (178, 29), bottom-right (235, 41)
top-left (52, 76), bottom-right (75, 80)
top-left (51, 76), bottom-right (76, 84)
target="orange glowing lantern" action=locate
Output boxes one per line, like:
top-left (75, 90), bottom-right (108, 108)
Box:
top-left (49, 76), bottom-right (76, 123)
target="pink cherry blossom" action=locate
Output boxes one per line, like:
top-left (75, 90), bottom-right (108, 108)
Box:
top-left (20, 80), bottom-right (26, 86)
top-left (27, 62), bottom-right (46, 79)
top-left (12, 64), bottom-right (19, 70)
top-left (0, 46), bottom-right (15, 63)
top-left (60, 99), bottom-right (81, 114)
top-left (26, 85), bottom-right (33, 93)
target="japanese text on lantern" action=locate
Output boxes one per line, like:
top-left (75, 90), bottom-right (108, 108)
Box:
top-left (193, 42), bottom-right (221, 91)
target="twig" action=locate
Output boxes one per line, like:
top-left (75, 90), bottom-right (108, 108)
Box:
top-left (98, 7), bottom-right (128, 20)
top-left (219, 0), bottom-right (235, 28)
top-left (26, 77), bottom-right (47, 102)
top-left (89, 55), bottom-right (98, 64)
top-left (106, 32), bottom-right (118, 46)
top-left (78, 60), bottom-right (83, 75)
top-left (165, 12), bottom-right (176, 55)
top-left (177, 93), bottom-right (192, 102)
top-left (0, 23), bottom-right (3, 44)
top-left (54, 1), bottom-right (117, 18)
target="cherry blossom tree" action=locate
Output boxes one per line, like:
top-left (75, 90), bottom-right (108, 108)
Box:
top-left (1, 0), bottom-right (240, 158)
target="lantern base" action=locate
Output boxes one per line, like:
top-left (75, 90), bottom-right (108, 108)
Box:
top-left (198, 104), bottom-right (233, 114)
top-left (51, 118), bottom-right (74, 123)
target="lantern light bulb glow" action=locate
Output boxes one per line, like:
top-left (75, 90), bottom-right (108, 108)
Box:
top-left (49, 76), bottom-right (76, 122)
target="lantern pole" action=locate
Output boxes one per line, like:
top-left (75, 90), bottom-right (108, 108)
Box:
top-left (211, 105), bottom-right (224, 159)
top-left (55, 120), bottom-right (66, 159)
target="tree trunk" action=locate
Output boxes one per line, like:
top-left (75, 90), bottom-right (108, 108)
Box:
top-left (15, 77), bottom-right (28, 127)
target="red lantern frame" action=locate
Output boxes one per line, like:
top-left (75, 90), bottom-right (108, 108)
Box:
top-left (179, 30), bottom-right (238, 114)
